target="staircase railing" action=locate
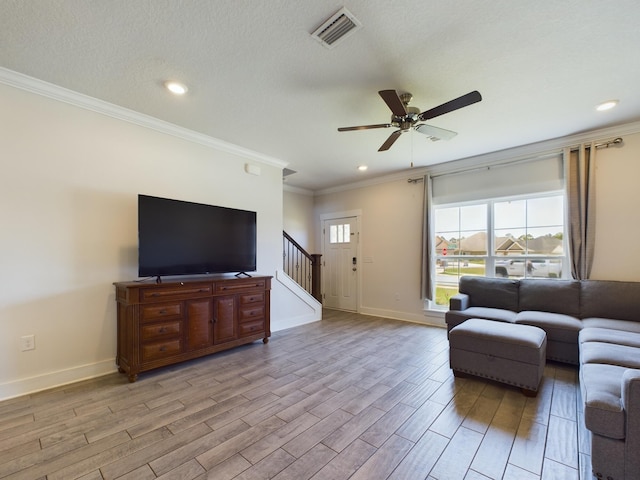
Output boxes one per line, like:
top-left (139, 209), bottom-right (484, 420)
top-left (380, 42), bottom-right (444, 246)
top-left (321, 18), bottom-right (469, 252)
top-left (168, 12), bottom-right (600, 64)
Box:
top-left (283, 231), bottom-right (322, 302)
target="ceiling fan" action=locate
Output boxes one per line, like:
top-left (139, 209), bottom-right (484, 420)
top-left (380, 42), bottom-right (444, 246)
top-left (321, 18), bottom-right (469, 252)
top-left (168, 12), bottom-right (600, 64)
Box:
top-left (338, 89), bottom-right (482, 151)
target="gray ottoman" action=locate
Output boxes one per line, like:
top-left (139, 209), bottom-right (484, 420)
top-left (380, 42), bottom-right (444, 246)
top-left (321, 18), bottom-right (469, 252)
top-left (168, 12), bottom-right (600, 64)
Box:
top-left (449, 318), bottom-right (547, 396)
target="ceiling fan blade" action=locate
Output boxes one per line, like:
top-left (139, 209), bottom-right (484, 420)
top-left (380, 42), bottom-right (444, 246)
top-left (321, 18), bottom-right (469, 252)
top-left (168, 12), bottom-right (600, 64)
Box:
top-left (338, 123), bottom-right (392, 132)
top-left (418, 90), bottom-right (482, 121)
top-left (378, 130), bottom-right (402, 151)
top-left (378, 90), bottom-right (407, 117)
top-left (415, 124), bottom-right (458, 141)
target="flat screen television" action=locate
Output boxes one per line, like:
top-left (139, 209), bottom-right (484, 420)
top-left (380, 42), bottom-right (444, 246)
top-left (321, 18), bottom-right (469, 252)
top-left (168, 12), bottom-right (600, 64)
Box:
top-left (138, 194), bottom-right (257, 278)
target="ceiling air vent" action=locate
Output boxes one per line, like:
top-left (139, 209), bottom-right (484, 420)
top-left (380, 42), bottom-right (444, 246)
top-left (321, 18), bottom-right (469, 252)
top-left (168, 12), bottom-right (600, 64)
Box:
top-left (311, 7), bottom-right (362, 49)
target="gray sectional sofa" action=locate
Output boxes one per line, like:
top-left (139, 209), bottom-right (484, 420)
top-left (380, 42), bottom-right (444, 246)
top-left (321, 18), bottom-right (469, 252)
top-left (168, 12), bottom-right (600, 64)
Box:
top-left (446, 276), bottom-right (640, 480)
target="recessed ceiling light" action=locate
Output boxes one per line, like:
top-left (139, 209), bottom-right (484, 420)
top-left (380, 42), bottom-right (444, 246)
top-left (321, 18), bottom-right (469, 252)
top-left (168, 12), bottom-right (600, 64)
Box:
top-left (358, 165), bottom-right (368, 171)
top-left (164, 81), bottom-right (188, 95)
top-left (596, 99), bottom-right (618, 111)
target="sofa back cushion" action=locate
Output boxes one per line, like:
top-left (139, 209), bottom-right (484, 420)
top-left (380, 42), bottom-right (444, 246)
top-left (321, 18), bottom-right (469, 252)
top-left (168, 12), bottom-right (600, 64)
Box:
top-left (581, 280), bottom-right (640, 321)
top-left (519, 279), bottom-right (581, 316)
top-left (459, 276), bottom-right (519, 311)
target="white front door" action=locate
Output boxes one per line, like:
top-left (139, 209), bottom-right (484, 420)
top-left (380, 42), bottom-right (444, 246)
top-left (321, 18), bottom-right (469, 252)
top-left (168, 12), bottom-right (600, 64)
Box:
top-left (323, 217), bottom-right (358, 311)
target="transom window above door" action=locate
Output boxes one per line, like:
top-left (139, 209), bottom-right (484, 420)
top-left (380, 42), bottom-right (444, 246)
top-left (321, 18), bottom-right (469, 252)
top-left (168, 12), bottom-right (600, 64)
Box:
top-left (329, 224), bottom-right (351, 244)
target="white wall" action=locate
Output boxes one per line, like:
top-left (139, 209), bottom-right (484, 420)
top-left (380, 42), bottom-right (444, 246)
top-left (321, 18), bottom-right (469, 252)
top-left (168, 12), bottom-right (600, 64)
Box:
top-left (283, 187), bottom-right (316, 253)
top-left (591, 131), bottom-right (640, 280)
top-left (0, 80), bottom-right (313, 400)
top-left (313, 127), bottom-right (640, 325)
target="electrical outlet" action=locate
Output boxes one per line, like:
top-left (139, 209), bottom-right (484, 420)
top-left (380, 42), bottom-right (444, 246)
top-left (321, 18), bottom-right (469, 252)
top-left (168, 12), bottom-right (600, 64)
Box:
top-left (20, 335), bottom-right (35, 351)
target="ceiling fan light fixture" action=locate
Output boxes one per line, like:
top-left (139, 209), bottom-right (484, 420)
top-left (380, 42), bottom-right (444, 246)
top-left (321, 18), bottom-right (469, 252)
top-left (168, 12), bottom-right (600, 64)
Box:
top-left (596, 99), bottom-right (618, 111)
top-left (164, 81), bottom-right (188, 95)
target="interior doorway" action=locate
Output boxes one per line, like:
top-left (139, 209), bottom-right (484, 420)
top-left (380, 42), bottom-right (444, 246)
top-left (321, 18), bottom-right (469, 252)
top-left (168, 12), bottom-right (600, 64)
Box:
top-left (322, 215), bottom-right (359, 311)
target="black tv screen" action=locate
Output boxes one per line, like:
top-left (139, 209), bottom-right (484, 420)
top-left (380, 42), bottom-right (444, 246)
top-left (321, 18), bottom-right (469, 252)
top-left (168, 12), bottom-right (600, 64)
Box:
top-left (138, 195), bottom-right (257, 277)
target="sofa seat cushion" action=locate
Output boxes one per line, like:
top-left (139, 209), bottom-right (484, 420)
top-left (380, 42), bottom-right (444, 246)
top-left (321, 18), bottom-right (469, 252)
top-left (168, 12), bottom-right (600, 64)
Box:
top-left (515, 311), bottom-right (582, 343)
top-left (453, 307), bottom-right (517, 323)
top-left (580, 327), bottom-right (640, 348)
top-left (580, 342), bottom-right (640, 369)
top-left (581, 317), bottom-right (640, 334)
top-left (580, 363), bottom-right (626, 439)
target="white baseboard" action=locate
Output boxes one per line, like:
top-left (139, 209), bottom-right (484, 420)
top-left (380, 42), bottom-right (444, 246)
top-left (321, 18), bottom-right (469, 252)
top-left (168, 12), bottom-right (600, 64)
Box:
top-left (0, 359), bottom-right (117, 401)
top-left (358, 306), bottom-right (446, 328)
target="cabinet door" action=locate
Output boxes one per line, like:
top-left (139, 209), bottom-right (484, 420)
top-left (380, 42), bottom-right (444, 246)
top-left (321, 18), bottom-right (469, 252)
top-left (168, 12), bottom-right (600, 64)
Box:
top-left (186, 299), bottom-right (213, 350)
top-left (213, 295), bottom-right (237, 344)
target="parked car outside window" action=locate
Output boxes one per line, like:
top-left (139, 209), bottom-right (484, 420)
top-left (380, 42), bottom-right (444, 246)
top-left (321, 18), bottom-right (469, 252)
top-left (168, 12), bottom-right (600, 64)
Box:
top-left (495, 259), bottom-right (562, 278)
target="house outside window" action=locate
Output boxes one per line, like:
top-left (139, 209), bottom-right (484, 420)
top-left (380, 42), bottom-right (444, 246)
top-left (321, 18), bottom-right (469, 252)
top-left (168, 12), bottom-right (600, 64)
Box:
top-left (432, 192), bottom-right (566, 309)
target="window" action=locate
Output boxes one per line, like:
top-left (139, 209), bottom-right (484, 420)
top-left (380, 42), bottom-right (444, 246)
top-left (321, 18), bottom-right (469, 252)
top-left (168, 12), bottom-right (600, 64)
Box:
top-left (329, 223), bottom-right (351, 244)
top-left (433, 193), bottom-right (566, 309)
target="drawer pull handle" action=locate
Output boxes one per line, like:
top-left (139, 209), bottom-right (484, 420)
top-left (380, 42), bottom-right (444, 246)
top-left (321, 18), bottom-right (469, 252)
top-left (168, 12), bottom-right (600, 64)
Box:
top-left (159, 346), bottom-right (167, 352)
top-left (159, 310), bottom-right (167, 314)
top-left (158, 327), bottom-right (166, 333)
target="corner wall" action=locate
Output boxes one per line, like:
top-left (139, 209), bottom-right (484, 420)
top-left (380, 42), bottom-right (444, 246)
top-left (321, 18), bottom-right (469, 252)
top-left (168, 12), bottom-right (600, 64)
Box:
top-left (283, 187), bottom-right (316, 253)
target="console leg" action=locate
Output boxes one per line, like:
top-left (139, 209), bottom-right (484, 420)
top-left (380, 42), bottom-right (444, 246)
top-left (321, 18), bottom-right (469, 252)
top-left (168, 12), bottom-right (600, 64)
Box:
top-left (263, 337), bottom-right (269, 344)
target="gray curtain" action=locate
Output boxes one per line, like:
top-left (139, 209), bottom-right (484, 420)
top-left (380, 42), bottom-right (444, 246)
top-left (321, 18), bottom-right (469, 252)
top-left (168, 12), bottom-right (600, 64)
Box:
top-left (421, 174), bottom-right (434, 300)
top-left (565, 143), bottom-right (596, 279)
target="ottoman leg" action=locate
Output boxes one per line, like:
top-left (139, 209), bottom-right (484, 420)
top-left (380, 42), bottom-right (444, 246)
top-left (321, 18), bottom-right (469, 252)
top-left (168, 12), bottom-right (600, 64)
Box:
top-left (522, 388), bottom-right (538, 397)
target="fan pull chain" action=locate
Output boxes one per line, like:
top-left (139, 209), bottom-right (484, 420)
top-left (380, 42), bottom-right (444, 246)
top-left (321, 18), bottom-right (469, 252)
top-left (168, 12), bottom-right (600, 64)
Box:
top-left (410, 129), bottom-right (414, 167)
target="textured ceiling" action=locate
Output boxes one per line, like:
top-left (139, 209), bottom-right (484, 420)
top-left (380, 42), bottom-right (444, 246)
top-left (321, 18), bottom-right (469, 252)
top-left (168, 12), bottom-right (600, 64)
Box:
top-left (2, 0), bottom-right (640, 191)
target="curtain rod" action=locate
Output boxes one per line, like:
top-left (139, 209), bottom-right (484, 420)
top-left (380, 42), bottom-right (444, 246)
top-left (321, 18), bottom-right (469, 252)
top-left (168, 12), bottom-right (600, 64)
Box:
top-left (593, 137), bottom-right (623, 149)
top-left (426, 136), bottom-right (624, 182)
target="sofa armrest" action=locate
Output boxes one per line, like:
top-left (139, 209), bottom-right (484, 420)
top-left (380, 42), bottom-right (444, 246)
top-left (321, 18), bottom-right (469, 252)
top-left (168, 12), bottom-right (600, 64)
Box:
top-left (622, 369), bottom-right (640, 477)
top-left (449, 293), bottom-right (469, 311)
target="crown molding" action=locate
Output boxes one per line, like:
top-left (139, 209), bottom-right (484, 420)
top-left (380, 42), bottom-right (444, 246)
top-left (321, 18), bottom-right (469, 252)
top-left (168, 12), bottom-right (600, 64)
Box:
top-left (314, 166), bottom-right (430, 196)
top-left (426, 120), bottom-right (640, 178)
top-left (283, 183), bottom-right (315, 196)
top-left (315, 120), bottom-right (640, 195)
top-left (0, 67), bottom-right (288, 169)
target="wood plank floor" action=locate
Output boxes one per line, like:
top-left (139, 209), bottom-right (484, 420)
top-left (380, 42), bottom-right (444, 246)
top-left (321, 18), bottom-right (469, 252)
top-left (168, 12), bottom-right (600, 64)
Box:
top-left (0, 310), bottom-right (596, 480)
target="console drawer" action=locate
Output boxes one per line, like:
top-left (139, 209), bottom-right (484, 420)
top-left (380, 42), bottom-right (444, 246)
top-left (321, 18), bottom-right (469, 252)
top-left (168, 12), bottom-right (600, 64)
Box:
top-left (141, 303), bottom-right (182, 321)
top-left (240, 292), bottom-right (265, 305)
top-left (216, 279), bottom-right (266, 294)
top-left (140, 321), bottom-right (182, 341)
top-left (141, 339), bottom-right (182, 362)
top-left (239, 305), bottom-right (265, 322)
top-left (141, 284), bottom-right (213, 302)
top-left (238, 319), bottom-right (265, 337)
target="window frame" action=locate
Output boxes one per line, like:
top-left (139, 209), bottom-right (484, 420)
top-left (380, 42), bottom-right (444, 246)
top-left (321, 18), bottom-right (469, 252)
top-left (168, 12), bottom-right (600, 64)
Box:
top-left (430, 190), bottom-right (567, 310)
